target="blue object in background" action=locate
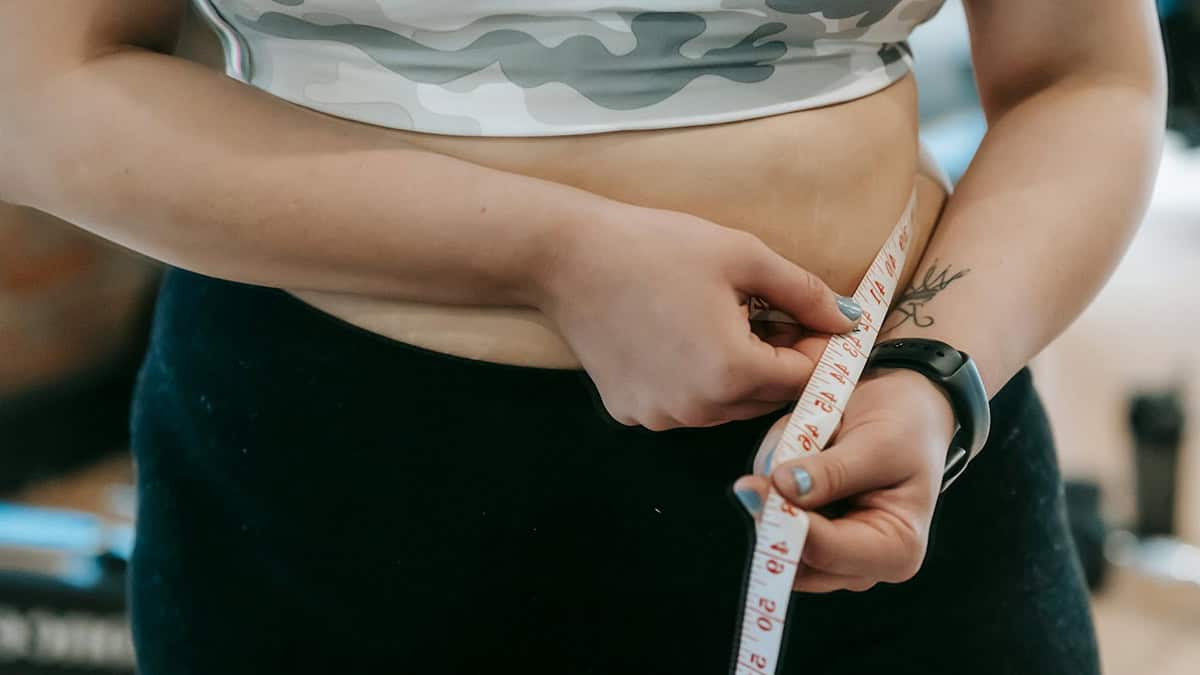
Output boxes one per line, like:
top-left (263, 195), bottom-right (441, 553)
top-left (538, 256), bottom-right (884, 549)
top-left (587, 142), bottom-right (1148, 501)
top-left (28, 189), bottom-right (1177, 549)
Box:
top-left (921, 109), bottom-right (988, 183)
top-left (0, 503), bottom-right (106, 553)
top-left (909, 1), bottom-right (984, 182)
top-left (0, 502), bottom-right (133, 588)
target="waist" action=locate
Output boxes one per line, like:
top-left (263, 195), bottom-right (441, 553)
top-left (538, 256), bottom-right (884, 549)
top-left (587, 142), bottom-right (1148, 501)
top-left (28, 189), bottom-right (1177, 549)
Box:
top-left (291, 74), bottom-right (947, 368)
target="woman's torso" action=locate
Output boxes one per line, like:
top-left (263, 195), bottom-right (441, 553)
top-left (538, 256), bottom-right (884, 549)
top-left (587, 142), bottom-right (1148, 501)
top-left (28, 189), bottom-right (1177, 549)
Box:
top-left (291, 74), bottom-right (947, 367)
top-left (178, 3), bottom-right (950, 368)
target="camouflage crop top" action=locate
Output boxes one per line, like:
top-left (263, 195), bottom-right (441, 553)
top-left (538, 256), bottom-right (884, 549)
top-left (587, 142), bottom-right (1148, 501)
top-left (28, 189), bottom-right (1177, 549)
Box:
top-left (195, 1), bottom-right (946, 136)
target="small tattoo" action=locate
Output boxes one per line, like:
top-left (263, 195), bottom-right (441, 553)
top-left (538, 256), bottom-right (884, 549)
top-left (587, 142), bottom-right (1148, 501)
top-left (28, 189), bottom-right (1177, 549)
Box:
top-left (884, 260), bottom-right (970, 331)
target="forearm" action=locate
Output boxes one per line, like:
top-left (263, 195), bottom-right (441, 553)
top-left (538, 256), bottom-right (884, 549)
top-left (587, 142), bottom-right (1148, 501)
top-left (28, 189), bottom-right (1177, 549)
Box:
top-left (882, 78), bottom-right (1165, 396)
top-left (2, 48), bottom-right (605, 307)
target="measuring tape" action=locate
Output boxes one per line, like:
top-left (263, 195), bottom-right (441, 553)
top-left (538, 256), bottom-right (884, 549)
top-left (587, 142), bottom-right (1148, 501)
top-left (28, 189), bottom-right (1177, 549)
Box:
top-left (735, 192), bottom-right (916, 675)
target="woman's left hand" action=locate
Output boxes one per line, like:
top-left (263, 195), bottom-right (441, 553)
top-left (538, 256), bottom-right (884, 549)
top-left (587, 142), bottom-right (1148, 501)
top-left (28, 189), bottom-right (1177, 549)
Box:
top-left (733, 366), bottom-right (958, 592)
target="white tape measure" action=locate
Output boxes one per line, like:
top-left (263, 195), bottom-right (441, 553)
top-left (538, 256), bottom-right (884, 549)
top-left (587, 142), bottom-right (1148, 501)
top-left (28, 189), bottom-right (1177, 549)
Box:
top-left (735, 192), bottom-right (916, 675)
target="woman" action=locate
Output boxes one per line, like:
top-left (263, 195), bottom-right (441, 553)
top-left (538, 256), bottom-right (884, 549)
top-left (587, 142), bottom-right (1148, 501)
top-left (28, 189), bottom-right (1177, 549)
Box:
top-left (0, 1), bottom-right (1164, 673)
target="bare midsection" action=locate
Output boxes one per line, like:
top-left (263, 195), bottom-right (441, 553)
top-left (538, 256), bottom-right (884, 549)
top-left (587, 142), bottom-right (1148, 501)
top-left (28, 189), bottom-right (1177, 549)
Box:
top-left (291, 74), bottom-right (947, 369)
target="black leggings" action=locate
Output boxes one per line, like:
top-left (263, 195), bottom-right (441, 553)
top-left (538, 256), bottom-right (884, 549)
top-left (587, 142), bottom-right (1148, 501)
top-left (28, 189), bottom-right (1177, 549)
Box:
top-left (130, 270), bottom-right (1099, 675)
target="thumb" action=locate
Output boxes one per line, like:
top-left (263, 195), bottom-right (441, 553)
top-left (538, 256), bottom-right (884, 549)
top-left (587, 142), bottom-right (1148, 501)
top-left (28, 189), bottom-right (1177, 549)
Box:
top-left (734, 243), bottom-right (862, 334)
top-left (768, 431), bottom-right (905, 511)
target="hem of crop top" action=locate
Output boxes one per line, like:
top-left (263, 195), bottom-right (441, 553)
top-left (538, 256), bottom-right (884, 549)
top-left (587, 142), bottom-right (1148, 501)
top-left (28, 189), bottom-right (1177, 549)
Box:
top-left (258, 58), bottom-right (909, 137)
top-left (249, 60), bottom-right (909, 137)
top-left (192, 0), bottom-right (932, 139)
top-left (193, 1), bottom-right (919, 138)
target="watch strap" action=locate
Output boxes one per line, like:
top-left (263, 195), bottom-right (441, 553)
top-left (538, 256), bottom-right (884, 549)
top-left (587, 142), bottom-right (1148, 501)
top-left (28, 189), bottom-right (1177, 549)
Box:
top-left (866, 339), bottom-right (991, 492)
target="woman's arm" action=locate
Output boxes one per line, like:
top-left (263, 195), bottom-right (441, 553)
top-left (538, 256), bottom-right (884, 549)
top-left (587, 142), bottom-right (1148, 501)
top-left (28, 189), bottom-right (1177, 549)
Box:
top-left (0, 0), bottom-right (605, 307)
top-left (1, 0), bottom-right (865, 432)
top-left (881, 0), bottom-right (1167, 393)
top-left (735, 0), bottom-right (1166, 591)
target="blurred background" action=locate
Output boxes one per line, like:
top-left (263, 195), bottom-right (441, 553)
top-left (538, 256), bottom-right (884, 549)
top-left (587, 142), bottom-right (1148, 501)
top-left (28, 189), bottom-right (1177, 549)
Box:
top-left (1, 2), bottom-right (1198, 673)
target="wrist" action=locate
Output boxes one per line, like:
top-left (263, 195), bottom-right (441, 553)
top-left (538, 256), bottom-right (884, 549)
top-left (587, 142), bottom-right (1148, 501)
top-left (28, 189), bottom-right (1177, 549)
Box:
top-left (863, 367), bottom-right (957, 443)
top-left (525, 192), bottom-right (635, 315)
top-left (865, 338), bottom-right (992, 490)
top-left (513, 186), bottom-right (621, 311)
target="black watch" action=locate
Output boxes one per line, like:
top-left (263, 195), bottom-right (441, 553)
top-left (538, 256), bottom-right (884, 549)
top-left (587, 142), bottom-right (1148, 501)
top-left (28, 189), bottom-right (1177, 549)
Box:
top-left (865, 339), bottom-right (990, 492)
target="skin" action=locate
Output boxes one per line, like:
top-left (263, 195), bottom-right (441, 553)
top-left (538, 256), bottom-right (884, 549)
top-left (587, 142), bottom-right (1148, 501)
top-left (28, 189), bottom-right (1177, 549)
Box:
top-left (0, 0), bottom-right (1164, 594)
top-left (164, 3), bottom-right (947, 373)
top-left (288, 96), bottom-right (947, 371)
top-left (0, 0), bottom-right (938, 432)
top-left (735, 0), bottom-right (1166, 592)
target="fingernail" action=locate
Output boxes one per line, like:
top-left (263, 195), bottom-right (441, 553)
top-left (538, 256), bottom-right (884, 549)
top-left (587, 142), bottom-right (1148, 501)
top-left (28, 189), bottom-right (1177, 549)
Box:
top-left (836, 296), bottom-right (863, 321)
top-left (735, 489), bottom-right (763, 515)
top-left (792, 468), bottom-right (813, 496)
top-left (759, 446), bottom-right (777, 477)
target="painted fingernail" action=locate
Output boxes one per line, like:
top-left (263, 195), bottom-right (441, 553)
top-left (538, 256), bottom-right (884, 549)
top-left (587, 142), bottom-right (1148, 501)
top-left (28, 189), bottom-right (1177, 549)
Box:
top-left (792, 468), bottom-right (813, 496)
top-left (735, 489), bottom-right (763, 516)
top-left (836, 295), bottom-right (863, 321)
top-left (759, 445), bottom-right (777, 477)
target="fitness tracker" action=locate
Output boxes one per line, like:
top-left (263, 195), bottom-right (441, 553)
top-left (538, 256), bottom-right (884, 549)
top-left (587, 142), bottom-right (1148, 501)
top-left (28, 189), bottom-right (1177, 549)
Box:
top-left (865, 338), bottom-right (990, 492)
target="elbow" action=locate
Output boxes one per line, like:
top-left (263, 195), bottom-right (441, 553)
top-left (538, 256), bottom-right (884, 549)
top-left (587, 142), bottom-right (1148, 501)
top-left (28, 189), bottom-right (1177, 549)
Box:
top-left (983, 60), bottom-right (1167, 124)
top-left (981, 62), bottom-right (1168, 156)
top-left (0, 1), bottom-right (186, 204)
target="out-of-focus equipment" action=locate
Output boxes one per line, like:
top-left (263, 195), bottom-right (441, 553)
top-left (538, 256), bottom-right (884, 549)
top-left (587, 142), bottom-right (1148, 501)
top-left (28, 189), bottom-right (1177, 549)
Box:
top-left (1101, 386), bottom-right (1200, 594)
top-left (1063, 385), bottom-right (1194, 594)
top-left (1065, 480), bottom-right (1109, 590)
top-left (1130, 388), bottom-right (1186, 537)
top-left (0, 503), bottom-right (134, 674)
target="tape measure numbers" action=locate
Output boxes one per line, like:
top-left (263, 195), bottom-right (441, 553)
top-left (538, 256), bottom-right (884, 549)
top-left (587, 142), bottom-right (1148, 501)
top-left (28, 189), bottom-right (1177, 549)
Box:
top-left (734, 192), bottom-right (917, 675)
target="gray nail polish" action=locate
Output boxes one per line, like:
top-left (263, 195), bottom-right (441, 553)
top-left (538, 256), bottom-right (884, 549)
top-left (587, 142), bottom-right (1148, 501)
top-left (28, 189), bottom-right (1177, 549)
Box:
top-left (792, 468), bottom-right (813, 496)
top-left (836, 296), bottom-right (863, 321)
top-left (735, 489), bottom-right (763, 515)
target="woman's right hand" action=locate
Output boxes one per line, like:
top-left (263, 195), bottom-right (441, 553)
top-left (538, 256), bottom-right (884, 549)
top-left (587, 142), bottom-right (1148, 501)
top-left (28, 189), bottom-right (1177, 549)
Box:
top-left (535, 201), bottom-right (862, 431)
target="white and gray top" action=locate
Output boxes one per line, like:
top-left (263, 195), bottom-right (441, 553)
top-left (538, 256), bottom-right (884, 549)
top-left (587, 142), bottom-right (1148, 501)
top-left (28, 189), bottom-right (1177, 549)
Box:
top-left (195, 0), bottom-right (946, 136)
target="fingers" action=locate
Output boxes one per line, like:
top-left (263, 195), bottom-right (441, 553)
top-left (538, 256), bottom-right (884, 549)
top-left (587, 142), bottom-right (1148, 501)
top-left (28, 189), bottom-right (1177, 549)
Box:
top-left (741, 319), bottom-right (846, 404)
top-left (738, 341), bottom-right (816, 402)
top-left (731, 238), bottom-right (862, 335)
top-left (791, 564), bottom-right (877, 593)
top-left (625, 399), bottom-right (787, 431)
top-left (749, 319), bottom-right (806, 347)
top-left (752, 416), bottom-right (788, 475)
top-left (762, 423), bottom-right (932, 581)
top-left (694, 400), bottom-right (790, 428)
top-left (731, 482), bottom-right (919, 586)
top-left (707, 300), bottom-right (832, 412)
top-left (731, 482), bottom-right (924, 583)
top-left (798, 509), bottom-right (927, 582)
top-left (768, 432), bottom-right (907, 511)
